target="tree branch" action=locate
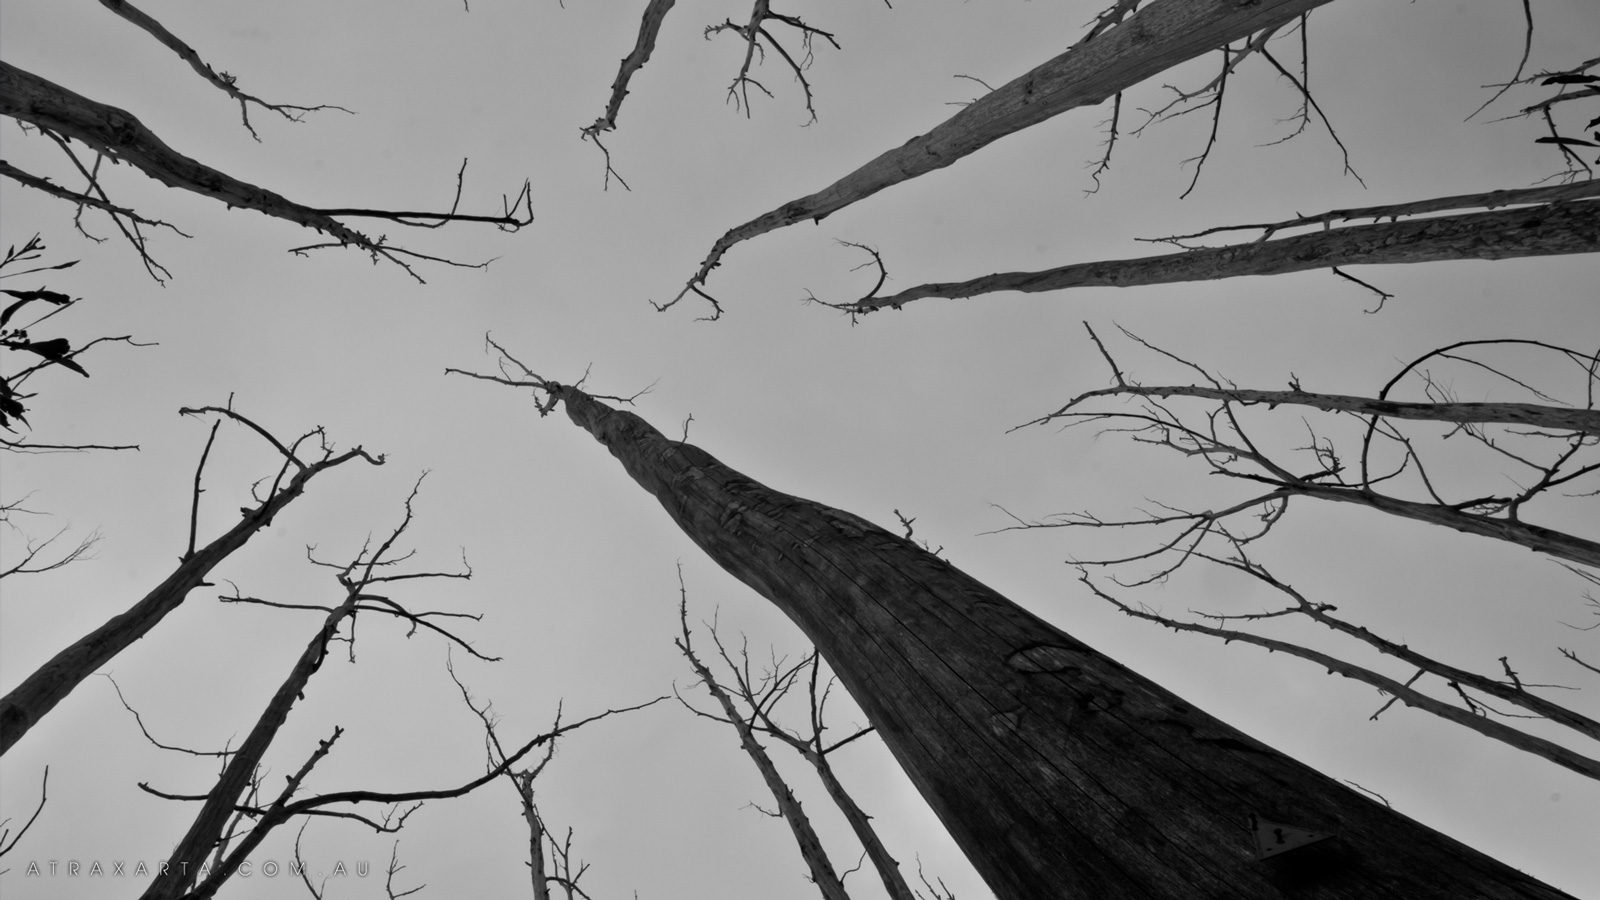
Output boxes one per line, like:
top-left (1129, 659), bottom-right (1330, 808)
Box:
top-left (664, 0), bottom-right (1334, 315)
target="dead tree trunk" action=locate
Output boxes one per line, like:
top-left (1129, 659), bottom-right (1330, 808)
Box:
top-left (553, 385), bottom-right (1572, 900)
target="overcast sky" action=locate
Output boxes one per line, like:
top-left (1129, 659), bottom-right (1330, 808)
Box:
top-left (2, 1), bottom-right (1597, 898)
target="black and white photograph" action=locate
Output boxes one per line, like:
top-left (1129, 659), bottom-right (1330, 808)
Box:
top-left (2, 2), bottom-right (1596, 898)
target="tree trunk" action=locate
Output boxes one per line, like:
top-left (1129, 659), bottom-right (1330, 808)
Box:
top-left (554, 385), bottom-right (1573, 900)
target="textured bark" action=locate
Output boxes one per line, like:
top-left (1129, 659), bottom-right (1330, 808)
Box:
top-left (555, 385), bottom-right (1572, 900)
top-left (679, 0), bottom-right (1336, 297)
top-left (848, 200), bottom-right (1600, 312)
top-left (0, 60), bottom-right (368, 246)
top-left (1050, 384), bottom-right (1600, 437)
top-left (1282, 481), bottom-right (1600, 570)
top-left (586, 0), bottom-right (678, 137)
top-left (1168, 180), bottom-right (1600, 239)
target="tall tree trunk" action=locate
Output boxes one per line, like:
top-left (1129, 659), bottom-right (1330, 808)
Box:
top-left (553, 385), bottom-right (1572, 900)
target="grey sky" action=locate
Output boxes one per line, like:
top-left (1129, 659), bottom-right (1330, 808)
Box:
top-left (2, 1), bottom-right (1597, 898)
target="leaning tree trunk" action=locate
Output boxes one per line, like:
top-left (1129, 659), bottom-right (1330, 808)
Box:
top-left (552, 385), bottom-right (1571, 900)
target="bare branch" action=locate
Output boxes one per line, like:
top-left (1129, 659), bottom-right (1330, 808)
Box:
top-left (104, 675), bottom-right (234, 758)
top-left (1078, 569), bottom-right (1600, 781)
top-left (0, 767), bottom-right (47, 857)
top-left (705, 2), bottom-right (839, 124)
top-left (0, 506), bottom-right (100, 579)
top-left (1, 63), bottom-right (532, 282)
top-left (665, 0), bottom-right (1335, 314)
top-left (1028, 383), bottom-right (1600, 437)
top-left (675, 572), bottom-right (851, 900)
top-left (814, 198), bottom-right (1599, 315)
top-left (445, 335), bottom-right (651, 414)
top-left (1465, 0), bottom-right (1534, 121)
top-left (95, 0), bottom-right (353, 140)
top-left (0, 408), bottom-right (381, 757)
top-left (579, 0), bottom-right (680, 189)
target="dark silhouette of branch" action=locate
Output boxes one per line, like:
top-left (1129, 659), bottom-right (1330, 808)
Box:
top-left (2, 234), bottom-right (152, 439)
top-left (674, 579), bottom-right (852, 900)
top-left (705, 2), bottom-right (840, 124)
top-left (0, 495), bottom-right (100, 579)
top-left (1, 62), bottom-right (533, 282)
top-left (1131, 25), bottom-right (1286, 199)
top-left (0, 162), bottom-right (191, 278)
top-left (1026, 383), bottom-right (1600, 438)
top-left (444, 334), bottom-right (651, 416)
top-left (0, 766), bottom-right (47, 859)
top-left (1084, 92), bottom-right (1122, 194)
top-left (104, 675), bottom-right (233, 758)
top-left (1000, 327), bottom-right (1600, 777)
top-left (579, 0), bottom-right (680, 190)
top-left (1465, 0), bottom-right (1534, 121)
top-left (449, 655), bottom-right (659, 900)
top-left (1257, 35), bottom-right (1364, 186)
top-left (1013, 328), bottom-right (1600, 567)
top-left (679, 594), bottom-right (920, 900)
top-left (0, 406), bottom-right (382, 757)
top-left (94, 0), bottom-right (352, 140)
top-left (136, 479), bottom-right (487, 900)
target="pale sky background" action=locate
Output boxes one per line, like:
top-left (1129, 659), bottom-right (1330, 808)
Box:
top-left (1, 1), bottom-right (1597, 898)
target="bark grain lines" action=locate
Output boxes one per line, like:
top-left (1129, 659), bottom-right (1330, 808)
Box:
top-left (553, 386), bottom-right (1572, 900)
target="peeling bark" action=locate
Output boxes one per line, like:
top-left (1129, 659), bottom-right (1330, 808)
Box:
top-left (676, 0), bottom-right (1336, 305)
top-left (846, 199), bottom-right (1600, 313)
top-left (0, 61), bottom-right (369, 246)
top-left (553, 385), bottom-right (1573, 900)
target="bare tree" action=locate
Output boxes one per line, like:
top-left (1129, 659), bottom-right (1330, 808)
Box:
top-left (580, 0), bottom-right (680, 191)
top-left (656, 1), bottom-right (1598, 318)
top-left (579, 0), bottom-right (868, 189)
top-left (0, 404), bottom-right (383, 755)
top-left (674, 574), bottom-right (922, 900)
top-left (807, 183), bottom-right (1600, 317)
top-left (450, 347), bottom-right (1577, 900)
top-left (674, 589), bottom-right (850, 900)
top-left (997, 325), bottom-right (1600, 779)
top-left (0, 3), bottom-right (534, 282)
top-left (449, 655), bottom-right (664, 900)
top-left (661, 0), bottom-right (1337, 317)
top-left (704, 3), bottom-right (839, 124)
top-left (134, 477), bottom-right (494, 900)
top-left (1, 233), bottom-right (146, 447)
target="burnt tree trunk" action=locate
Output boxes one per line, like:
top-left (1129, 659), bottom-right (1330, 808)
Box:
top-left (553, 386), bottom-right (1570, 900)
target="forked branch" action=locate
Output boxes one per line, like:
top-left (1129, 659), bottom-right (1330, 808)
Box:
top-left (95, 0), bottom-right (352, 140)
top-left (1, 63), bottom-right (533, 283)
